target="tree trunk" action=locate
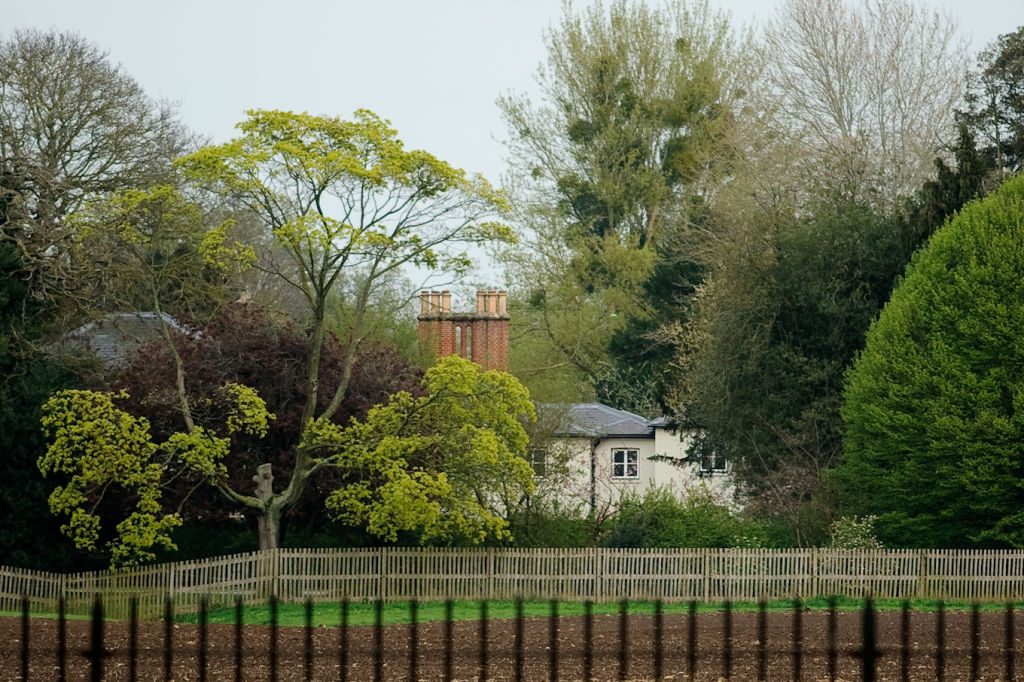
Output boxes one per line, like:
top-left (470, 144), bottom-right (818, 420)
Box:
top-left (257, 507), bottom-right (281, 550)
top-left (253, 463), bottom-right (281, 550)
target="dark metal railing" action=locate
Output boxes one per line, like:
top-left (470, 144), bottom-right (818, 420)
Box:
top-left (8, 594), bottom-right (1022, 680)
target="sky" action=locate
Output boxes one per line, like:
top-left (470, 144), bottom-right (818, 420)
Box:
top-left (6, 0), bottom-right (1024, 288)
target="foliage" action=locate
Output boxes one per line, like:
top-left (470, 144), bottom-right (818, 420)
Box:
top-left (603, 487), bottom-right (763, 548)
top-left (507, 500), bottom-right (594, 548)
top-left (67, 185), bottom-right (250, 320)
top-left (827, 515), bottom-right (883, 549)
top-left (107, 304), bottom-right (423, 532)
top-left (0, 29), bottom-right (190, 304)
top-left (35, 108), bottom-right (514, 559)
top-left (837, 173), bottom-right (1024, 547)
top-left (498, 0), bottom-right (755, 414)
top-left (677, 199), bottom-right (911, 544)
top-left (962, 26), bottom-right (1024, 177)
top-left (37, 385), bottom-right (273, 567)
top-left (318, 355), bottom-right (536, 545)
top-left (761, 0), bottom-right (967, 205)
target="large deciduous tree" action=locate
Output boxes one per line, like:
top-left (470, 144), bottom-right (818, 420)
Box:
top-left (498, 0), bottom-right (756, 415)
top-left (961, 26), bottom-right (1024, 178)
top-left (0, 29), bottom-right (191, 303)
top-left (762, 0), bottom-right (967, 205)
top-left (38, 110), bottom-right (526, 562)
top-left (836, 173), bottom-right (1024, 548)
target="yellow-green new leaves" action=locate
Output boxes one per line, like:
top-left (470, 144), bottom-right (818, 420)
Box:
top-left (320, 356), bottom-right (536, 544)
top-left (69, 185), bottom-right (251, 313)
top-left (176, 109), bottom-right (514, 303)
top-left (38, 390), bottom-right (181, 567)
top-left (38, 383), bottom-right (273, 567)
top-left (222, 383), bottom-right (275, 438)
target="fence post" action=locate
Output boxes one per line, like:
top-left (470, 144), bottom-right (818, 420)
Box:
top-left (167, 562), bottom-right (176, 603)
top-left (379, 547), bottom-right (387, 601)
top-left (702, 548), bottom-right (712, 602)
top-left (273, 548), bottom-right (282, 599)
top-left (594, 548), bottom-right (603, 602)
top-left (486, 547), bottom-right (494, 600)
top-left (811, 547), bottom-right (819, 599)
top-left (916, 549), bottom-right (928, 599)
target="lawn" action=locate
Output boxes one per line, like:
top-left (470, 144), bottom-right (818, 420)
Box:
top-left (173, 596), bottom-right (1020, 628)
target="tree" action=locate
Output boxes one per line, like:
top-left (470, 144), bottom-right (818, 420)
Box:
top-left (107, 304), bottom-right (423, 533)
top-left (322, 355), bottom-right (536, 544)
top-left (0, 29), bottom-right (191, 303)
top-left (39, 109), bottom-right (516, 560)
top-left (836, 173), bottom-right (1024, 548)
top-left (677, 197), bottom-right (913, 545)
top-left (498, 0), bottom-right (756, 414)
top-left (762, 0), bottom-right (967, 205)
top-left (961, 26), bottom-right (1024, 177)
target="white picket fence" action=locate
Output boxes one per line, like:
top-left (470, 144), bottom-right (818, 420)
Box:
top-left (3, 547), bottom-right (1023, 619)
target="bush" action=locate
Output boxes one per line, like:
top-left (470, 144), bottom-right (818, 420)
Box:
top-left (837, 173), bottom-right (1024, 547)
top-left (508, 500), bottom-right (594, 548)
top-left (827, 515), bottom-right (883, 549)
top-left (603, 487), bottom-right (764, 548)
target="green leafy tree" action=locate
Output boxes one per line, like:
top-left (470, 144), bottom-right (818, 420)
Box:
top-left (837, 173), bottom-right (1024, 547)
top-left (962, 26), bottom-right (1024, 177)
top-left (498, 0), bottom-right (755, 414)
top-left (678, 198), bottom-right (910, 544)
top-left (320, 355), bottom-right (536, 544)
top-left (39, 109), bottom-right (514, 560)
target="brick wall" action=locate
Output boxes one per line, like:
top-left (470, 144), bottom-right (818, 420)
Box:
top-left (417, 290), bottom-right (509, 371)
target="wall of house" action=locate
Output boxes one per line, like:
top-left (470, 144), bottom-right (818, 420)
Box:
top-left (536, 429), bottom-right (735, 513)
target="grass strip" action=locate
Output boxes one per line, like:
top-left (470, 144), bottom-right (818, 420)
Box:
top-left (174, 597), bottom-right (1024, 628)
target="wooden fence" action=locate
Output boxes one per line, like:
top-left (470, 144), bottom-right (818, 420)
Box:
top-left (4, 547), bottom-right (1024, 619)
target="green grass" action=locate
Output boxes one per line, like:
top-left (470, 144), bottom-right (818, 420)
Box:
top-left (174, 597), bottom-right (1024, 628)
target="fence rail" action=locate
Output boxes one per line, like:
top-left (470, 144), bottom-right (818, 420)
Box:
top-left (4, 547), bottom-right (1024, 618)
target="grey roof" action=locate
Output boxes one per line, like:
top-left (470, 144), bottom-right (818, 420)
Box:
top-left (63, 312), bottom-right (188, 366)
top-left (548, 403), bottom-right (656, 438)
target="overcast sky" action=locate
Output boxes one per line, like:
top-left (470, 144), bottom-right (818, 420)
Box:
top-left (9, 0), bottom-right (1023, 183)
top-left (6, 0), bottom-right (1024, 288)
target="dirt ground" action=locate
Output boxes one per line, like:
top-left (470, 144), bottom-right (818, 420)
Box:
top-left (1, 609), bottom-right (1018, 680)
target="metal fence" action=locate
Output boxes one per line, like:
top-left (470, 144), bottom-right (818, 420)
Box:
top-left (5, 594), bottom-right (1020, 681)
top-left (6, 547), bottom-right (1024, 619)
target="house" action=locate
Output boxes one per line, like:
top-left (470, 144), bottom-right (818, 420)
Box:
top-left (60, 311), bottom-right (189, 366)
top-left (531, 403), bottom-right (734, 513)
top-left (417, 289), bottom-right (734, 511)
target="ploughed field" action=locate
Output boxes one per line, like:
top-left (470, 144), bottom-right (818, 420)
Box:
top-left (1, 608), bottom-right (1017, 680)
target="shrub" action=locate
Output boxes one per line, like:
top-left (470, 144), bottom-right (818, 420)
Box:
top-left (827, 515), bottom-right (883, 549)
top-left (837, 173), bottom-right (1024, 547)
top-left (603, 487), bottom-right (763, 548)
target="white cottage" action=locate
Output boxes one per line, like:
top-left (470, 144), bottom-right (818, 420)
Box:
top-left (532, 403), bottom-right (734, 513)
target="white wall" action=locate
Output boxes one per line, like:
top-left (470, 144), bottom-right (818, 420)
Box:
top-left (535, 427), bottom-right (735, 514)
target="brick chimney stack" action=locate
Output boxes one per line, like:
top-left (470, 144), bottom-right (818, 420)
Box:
top-left (417, 289), bottom-right (510, 370)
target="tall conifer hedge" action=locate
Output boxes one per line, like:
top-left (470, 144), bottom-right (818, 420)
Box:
top-left (837, 173), bottom-right (1024, 547)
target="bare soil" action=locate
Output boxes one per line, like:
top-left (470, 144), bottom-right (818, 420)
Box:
top-left (1, 609), bottom-right (1017, 680)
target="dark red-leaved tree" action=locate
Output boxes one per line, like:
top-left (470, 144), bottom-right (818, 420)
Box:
top-left (104, 304), bottom-right (423, 544)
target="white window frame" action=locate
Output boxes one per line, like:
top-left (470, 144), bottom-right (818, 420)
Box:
top-left (699, 451), bottom-right (729, 475)
top-left (528, 447), bottom-right (547, 478)
top-left (612, 448), bottom-right (639, 480)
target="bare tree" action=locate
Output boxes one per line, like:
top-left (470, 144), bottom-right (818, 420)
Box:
top-left (0, 29), bottom-right (192, 302)
top-left (762, 0), bottom-right (968, 204)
